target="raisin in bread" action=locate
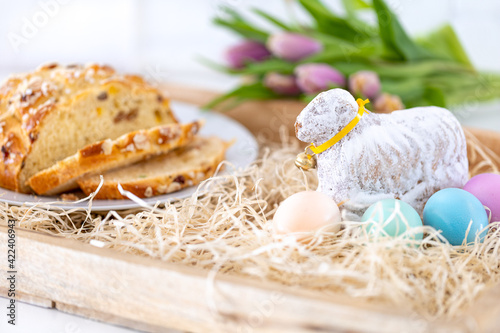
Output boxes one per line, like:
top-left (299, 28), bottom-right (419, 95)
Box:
top-left (77, 136), bottom-right (229, 199)
top-left (0, 63), bottom-right (176, 193)
top-left (28, 120), bottom-right (202, 195)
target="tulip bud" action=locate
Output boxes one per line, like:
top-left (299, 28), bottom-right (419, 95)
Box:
top-left (374, 93), bottom-right (405, 113)
top-left (267, 33), bottom-right (322, 62)
top-left (294, 63), bottom-right (345, 94)
top-left (348, 71), bottom-right (381, 99)
top-left (225, 40), bottom-right (271, 69)
top-left (263, 72), bottom-right (301, 95)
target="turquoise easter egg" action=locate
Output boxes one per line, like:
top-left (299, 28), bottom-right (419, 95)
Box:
top-left (361, 199), bottom-right (423, 241)
top-left (423, 188), bottom-right (488, 245)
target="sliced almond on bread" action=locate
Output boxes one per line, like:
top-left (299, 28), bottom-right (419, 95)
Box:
top-left (77, 136), bottom-right (228, 200)
top-left (28, 120), bottom-right (203, 195)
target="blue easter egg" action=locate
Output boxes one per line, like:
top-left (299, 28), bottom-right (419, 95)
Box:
top-left (423, 188), bottom-right (488, 245)
top-left (361, 199), bottom-right (423, 241)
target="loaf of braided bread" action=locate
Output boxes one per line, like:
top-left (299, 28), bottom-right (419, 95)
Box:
top-left (0, 63), bottom-right (177, 193)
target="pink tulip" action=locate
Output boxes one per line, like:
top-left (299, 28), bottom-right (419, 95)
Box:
top-left (374, 93), bottom-right (405, 113)
top-left (267, 33), bottom-right (322, 62)
top-left (225, 40), bottom-right (271, 69)
top-left (295, 63), bottom-right (345, 94)
top-left (263, 72), bottom-right (301, 95)
top-left (348, 71), bottom-right (381, 99)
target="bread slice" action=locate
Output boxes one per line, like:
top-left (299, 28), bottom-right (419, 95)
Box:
top-left (77, 136), bottom-right (229, 199)
top-left (28, 121), bottom-right (202, 195)
top-left (0, 63), bottom-right (176, 193)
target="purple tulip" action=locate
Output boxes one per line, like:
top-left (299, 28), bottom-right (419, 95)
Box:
top-left (225, 40), bottom-right (271, 69)
top-left (294, 63), bottom-right (346, 94)
top-left (263, 72), bottom-right (301, 95)
top-left (267, 33), bottom-right (322, 62)
top-left (374, 93), bottom-right (404, 113)
top-left (348, 71), bottom-right (381, 99)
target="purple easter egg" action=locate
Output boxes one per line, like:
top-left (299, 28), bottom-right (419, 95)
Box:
top-left (463, 173), bottom-right (500, 222)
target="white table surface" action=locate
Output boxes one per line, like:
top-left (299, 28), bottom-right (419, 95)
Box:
top-left (0, 297), bottom-right (138, 333)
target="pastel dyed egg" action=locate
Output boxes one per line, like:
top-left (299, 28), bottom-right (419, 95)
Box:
top-left (463, 173), bottom-right (500, 222)
top-left (361, 199), bottom-right (423, 241)
top-left (273, 191), bottom-right (341, 239)
top-left (423, 188), bottom-right (488, 245)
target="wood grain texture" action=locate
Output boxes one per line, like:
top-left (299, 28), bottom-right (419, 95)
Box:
top-left (1, 87), bottom-right (500, 332)
top-left (0, 224), bottom-right (473, 333)
top-left (0, 287), bottom-right (53, 308)
top-left (55, 301), bottom-right (172, 333)
top-left (162, 83), bottom-right (305, 144)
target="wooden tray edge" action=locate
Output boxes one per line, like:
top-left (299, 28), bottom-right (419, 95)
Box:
top-left (0, 224), bottom-right (473, 333)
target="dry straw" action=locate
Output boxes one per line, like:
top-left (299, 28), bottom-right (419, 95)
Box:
top-left (1, 129), bottom-right (499, 321)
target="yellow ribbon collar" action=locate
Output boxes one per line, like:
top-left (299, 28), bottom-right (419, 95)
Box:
top-left (308, 98), bottom-right (370, 155)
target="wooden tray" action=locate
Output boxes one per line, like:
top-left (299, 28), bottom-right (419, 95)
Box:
top-left (1, 86), bottom-right (500, 332)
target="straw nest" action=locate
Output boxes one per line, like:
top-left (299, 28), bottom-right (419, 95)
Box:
top-left (1, 128), bottom-right (499, 321)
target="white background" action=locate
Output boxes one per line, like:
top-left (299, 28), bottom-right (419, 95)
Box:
top-left (1, 0), bottom-right (499, 130)
top-left (0, 0), bottom-right (499, 332)
top-left (1, 0), bottom-right (500, 91)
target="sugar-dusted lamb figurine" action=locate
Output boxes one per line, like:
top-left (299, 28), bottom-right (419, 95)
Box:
top-left (295, 88), bottom-right (468, 219)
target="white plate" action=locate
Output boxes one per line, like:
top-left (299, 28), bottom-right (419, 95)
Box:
top-left (0, 101), bottom-right (258, 211)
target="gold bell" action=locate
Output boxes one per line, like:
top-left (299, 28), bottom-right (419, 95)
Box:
top-left (295, 151), bottom-right (317, 171)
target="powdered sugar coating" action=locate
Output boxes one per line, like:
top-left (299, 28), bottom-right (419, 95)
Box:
top-left (295, 89), bottom-right (468, 219)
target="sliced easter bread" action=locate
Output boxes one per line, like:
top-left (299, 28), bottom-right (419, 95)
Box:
top-left (0, 63), bottom-right (177, 193)
top-left (77, 136), bottom-right (229, 199)
top-left (28, 120), bottom-right (203, 195)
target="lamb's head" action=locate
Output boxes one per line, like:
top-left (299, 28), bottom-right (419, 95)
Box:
top-left (295, 88), bottom-right (358, 144)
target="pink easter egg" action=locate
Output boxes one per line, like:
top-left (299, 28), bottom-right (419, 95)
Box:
top-left (273, 191), bottom-right (341, 239)
top-left (463, 173), bottom-right (500, 222)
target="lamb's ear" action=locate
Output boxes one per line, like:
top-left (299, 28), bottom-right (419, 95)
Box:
top-left (324, 89), bottom-right (358, 114)
top-left (295, 89), bottom-right (356, 142)
top-left (295, 92), bottom-right (331, 142)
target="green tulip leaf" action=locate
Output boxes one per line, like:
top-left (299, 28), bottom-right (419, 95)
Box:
top-left (418, 24), bottom-right (473, 69)
top-left (252, 9), bottom-right (294, 31)
top-left (334, 60), bottom-right (471, 78)
top-left (197, 56), bottom-right (236, 74)
top-left (298, 0), bottom-right (372, 41)
top-left (203, 82), bottom-right (280, 110)
top-left (342, 0), bottom-right (372, 19)
top-left (372, 0), bottom-right (431, 61)
top-left (213, 7), bottom-right (269, 41)
top-left (423, 86), bottom-right (446, 107)
top-left (235, 59), bottom-right (295, 75)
